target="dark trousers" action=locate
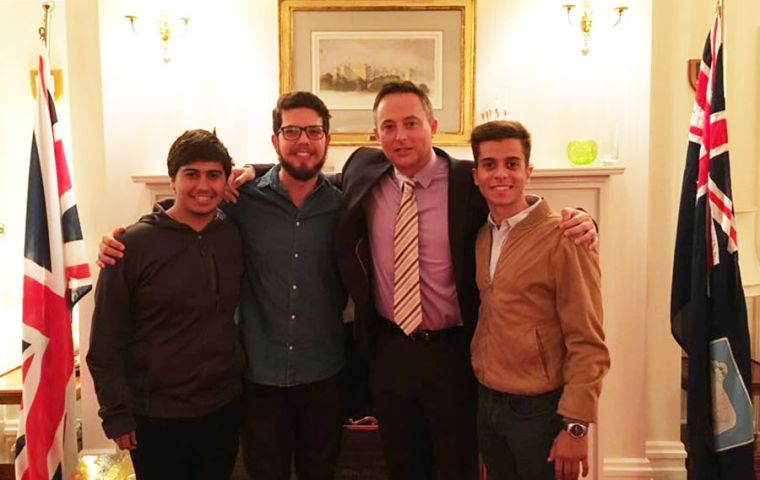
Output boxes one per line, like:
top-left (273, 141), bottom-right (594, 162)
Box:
top-left (241, 371), bottom-right (346, 480)
top-left (477, 385), bottom-right (564, 480)
top-left (129, 397), bottom-right (242, 480)
top-left (370, 322), bottom-right (479, 480)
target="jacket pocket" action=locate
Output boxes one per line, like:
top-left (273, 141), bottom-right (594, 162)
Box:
top-left (535, 329), bottom-right (551, 383)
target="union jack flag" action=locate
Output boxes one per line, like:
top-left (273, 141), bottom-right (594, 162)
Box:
top-left (671, 10), bottom-right (755, 479)
top-left (14, 55), bottom-right (92, 480)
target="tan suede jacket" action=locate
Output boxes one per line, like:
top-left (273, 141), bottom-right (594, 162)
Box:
top-left (471, 200), bottom-right (610, 423)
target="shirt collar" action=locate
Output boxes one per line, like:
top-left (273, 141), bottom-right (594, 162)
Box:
top-left (392, 149), bottom-right (438, 189)
top-left (256, 164), bottom-right (280, 189)
top-left (487, 195), bottom-right (542, 231)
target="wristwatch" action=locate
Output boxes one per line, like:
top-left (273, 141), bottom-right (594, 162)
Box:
top-left (563, 422), bottom-right (589, 439)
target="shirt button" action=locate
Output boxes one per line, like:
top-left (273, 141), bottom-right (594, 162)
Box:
top-left (292, 285), bottom-right (297, 290)
top-left (294, 252), bottom-right (299, 258)
top-left (291, 314), bottom-right (296, 320)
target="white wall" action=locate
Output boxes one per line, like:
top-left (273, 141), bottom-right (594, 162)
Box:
top-left (96, 0), bottom-right (280, 227)
top-left (93, 0), bottom-right (646, 184)
top-left (475, 0), bottom-right (638, 165)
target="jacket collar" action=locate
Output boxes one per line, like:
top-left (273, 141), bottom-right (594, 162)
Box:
top-left (510, 199), bottom-right (552, 232)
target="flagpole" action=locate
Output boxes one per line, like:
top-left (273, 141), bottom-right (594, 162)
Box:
top-left (39, 1), bottom-right (53, 60)
top-left (716, 0), bottom-right (727, 107)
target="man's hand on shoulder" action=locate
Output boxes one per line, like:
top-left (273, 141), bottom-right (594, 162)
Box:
top-left (559, 208), bottom-right (598, 251)
top-left (96, 226), bottom-right (127, 268)
top-left (548, 429), bottom-right (589, 480)
top-left (224, 165), bottom-right (256, 203)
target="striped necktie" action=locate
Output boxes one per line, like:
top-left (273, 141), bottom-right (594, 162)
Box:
top-left (393, 178), bottom-right (422, 334)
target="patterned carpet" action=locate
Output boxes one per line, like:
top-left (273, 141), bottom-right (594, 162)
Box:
top-left (72, 453), bottom-right (135, 480)
top-left (71, 451), bottom-right (249, 480)
top-left (68, 428), bottom-right (385, 479)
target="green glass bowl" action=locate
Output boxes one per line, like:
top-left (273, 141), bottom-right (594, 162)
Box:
top-left (566, 140), bottom-right (598, 166)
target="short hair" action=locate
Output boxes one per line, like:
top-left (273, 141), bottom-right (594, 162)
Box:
top-left (470, 120), bottom-right (532, 166)
top-left (166, 129), bottom-right (233, 179)
top-left (372, 81), bottom-right (434, 122)
top-left (272, 91), bottom-right (331, 135)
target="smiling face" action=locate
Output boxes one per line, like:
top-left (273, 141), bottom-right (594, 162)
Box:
top-left (272, 107), bottom-right (329, 182)
top-left (170, 160), bottom-right (226, 227)
top-left (373, 92), bottom-right (438, 177)
top-left (472, 138), bottom-right (534, 224)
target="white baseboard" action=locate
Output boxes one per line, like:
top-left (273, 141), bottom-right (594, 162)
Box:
top-left (645, 441), bottom-right (687, 479)
top-left (603, 457), bottom-right (654, 478)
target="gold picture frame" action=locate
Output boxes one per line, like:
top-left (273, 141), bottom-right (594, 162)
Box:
top-left (279, 0), bottom-right (476, 146)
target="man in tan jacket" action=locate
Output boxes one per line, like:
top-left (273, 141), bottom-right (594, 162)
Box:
top-left (469, 121), bottom-right (610, 480)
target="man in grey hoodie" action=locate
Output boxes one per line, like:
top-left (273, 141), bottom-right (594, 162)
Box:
top-left (87, 129), bottom-right (245, 480)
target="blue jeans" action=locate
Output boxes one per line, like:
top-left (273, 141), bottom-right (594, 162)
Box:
top-left (477, 385), bottom-right (563, 480)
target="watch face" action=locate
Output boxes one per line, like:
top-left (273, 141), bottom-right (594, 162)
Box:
top-left (566, 423), bottom-right (587, 438)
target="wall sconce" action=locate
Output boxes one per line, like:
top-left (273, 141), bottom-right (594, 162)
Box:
top-left (125, 9), bottom-right (191, 63)
top-left (563, 2), bottom-right (628, 55)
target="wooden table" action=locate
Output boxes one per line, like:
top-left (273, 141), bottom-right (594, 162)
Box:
top-left (0, 366), bottom-right (81, 480)
top-left (0, 367), bottom-right (22, 405)
top-left (1, 367), bottom-right (24, 479)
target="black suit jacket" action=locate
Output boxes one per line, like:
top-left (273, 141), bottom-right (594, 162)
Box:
top-left (335, 147), bottom-right (488, 357)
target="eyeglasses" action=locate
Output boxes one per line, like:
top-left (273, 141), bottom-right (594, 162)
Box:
top-left (278, 125), bottom-right (326, 141)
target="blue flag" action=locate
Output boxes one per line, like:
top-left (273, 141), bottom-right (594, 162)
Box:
top-left (671, 11), bottom-right (755, 479)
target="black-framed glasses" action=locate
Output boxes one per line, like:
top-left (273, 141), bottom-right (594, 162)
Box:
top-left (278, 125), bottom-right (326, 141)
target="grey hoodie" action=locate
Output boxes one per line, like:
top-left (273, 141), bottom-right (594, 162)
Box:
top-left (87, 201), bottom-right (245, 439)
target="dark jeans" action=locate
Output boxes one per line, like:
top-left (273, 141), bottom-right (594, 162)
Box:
top-left (371, 322), bottom-right (479, 480)
top-left (477, 385), bottom-right (564, 480)
top-left (241, 371), bottom-right (346, 480)
top-left (129, 397), bottom-right (242, 480)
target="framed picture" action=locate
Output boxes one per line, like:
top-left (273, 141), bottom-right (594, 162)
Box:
top-left (279, 0), bottom-right (476, 145)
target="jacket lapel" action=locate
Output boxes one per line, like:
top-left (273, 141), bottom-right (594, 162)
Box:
top-left (345, 152), bottom-right (392, 216)
top-left (444, 149), bottom-right (469, 286)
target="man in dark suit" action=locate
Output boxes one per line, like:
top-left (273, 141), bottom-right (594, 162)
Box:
top-left (334, 81), bottom-right (598, 480)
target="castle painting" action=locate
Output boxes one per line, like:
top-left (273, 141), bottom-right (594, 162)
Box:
top-left (312, 31), bottom-right (443, 110)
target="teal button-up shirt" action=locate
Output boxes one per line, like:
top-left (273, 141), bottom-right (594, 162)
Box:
top-left (222, 165), bottom-right (346, 386)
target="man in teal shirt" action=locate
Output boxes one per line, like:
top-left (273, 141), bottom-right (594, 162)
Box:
top-left (222, 92), bottom-right (346, 479)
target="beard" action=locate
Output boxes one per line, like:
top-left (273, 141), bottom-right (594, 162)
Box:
top-left (278, 153), bottom-right (326, 181)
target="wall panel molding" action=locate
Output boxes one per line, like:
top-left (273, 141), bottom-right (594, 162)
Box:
top-left (645, 440), bottom-right (687, 479)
